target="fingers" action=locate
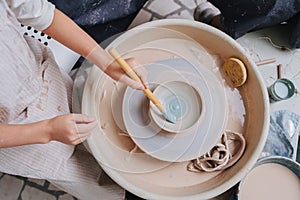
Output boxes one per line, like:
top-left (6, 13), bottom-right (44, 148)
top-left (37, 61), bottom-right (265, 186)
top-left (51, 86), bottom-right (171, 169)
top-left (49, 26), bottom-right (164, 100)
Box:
top-left (116, 58), bottom-right (148, 90)
top-left (49, 114), bottom-right (98, 145)
top-left (71, 114), bottom-right (97, 142)
top-left (119, 75), bottom-right (144, 90)
top-left (71, 114), bottom-right (96, 123)
top-left (89, 46), bottom-right (148, 90)
top-left (71, 132), bottom-right (90, 145)
top-left (126, 58), bottom-right (148, 88)
top-left (71, 120), bottom-right (97, 144)
top-left (72, 137), bottom-right (88, 145)
top-left (104, 57), bottom-right (149, 90)
top-left (75, 120), bottom-right (97, 134)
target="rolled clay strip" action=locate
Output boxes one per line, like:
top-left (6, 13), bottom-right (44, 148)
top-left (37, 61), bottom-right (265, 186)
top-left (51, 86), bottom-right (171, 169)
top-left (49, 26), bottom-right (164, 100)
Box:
top-left (277, 64), bottom-right (282, 79)
top-left (255, 58), bottom-right (276, 66)
top-left (187, 130), bottom-right (246, 172)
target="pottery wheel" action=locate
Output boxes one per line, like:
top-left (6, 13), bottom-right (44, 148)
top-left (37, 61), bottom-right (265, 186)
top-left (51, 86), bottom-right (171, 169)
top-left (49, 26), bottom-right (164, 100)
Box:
top-left (81, 20), bottom-right (268, 200)
top-left (123, 58), bottom-right (227, 162)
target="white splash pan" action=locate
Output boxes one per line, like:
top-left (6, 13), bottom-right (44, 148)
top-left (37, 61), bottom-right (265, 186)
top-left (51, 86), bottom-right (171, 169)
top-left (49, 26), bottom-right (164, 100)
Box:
top-left (82, 19), bottom-right (269, 199)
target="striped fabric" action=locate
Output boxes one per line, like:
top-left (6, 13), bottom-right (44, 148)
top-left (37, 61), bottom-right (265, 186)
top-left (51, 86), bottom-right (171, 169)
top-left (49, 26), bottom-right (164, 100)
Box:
top-left (0, 1), bottom-right (124, 199)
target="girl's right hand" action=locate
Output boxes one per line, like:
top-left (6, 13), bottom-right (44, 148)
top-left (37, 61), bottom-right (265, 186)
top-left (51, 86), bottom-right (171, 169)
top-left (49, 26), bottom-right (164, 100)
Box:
top-left (47, 114), bottom-right (97, 145)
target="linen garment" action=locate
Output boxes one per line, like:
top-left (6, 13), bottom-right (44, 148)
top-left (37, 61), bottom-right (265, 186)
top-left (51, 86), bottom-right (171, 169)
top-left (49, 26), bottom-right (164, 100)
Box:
top-left (0, 0), bottom-right (124, 199)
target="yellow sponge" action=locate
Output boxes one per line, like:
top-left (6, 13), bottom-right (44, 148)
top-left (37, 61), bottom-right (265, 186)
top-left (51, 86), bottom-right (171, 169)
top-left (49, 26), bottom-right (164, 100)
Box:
top-left (223, 58), bottom-right (247, 87)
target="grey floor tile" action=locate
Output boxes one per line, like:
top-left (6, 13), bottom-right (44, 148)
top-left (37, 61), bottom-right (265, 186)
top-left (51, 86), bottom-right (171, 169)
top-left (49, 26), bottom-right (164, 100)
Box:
top-left (58, 193), bottom-right (75, 200)
top-left (48, 183), bottom-right (61, 191)
top-left (128, 9), bottom-right (153, 29)
top-left (27, 178), bottom-right (45, 187)
top-left (168, 9), bottom-right (194, 19)
top-left (0, 175), bottom-right (24, 200)
top-left (147, 0), bottom-right (181, 16)
top-left (195, 0), bottom-right (206, 5)
top-left (176, 0), bottom-right (197, 9)
top-left (21, 185), bottom-right (56, 200)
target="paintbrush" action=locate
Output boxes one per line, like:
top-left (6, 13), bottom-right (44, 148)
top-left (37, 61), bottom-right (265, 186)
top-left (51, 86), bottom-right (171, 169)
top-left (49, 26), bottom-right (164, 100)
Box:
top-left (108, 48), bottom-right (176, 123)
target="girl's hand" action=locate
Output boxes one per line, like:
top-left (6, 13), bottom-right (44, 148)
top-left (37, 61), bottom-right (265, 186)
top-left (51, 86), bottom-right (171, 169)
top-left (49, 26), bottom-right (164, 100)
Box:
top-left (105, 57), bottom-right (148, 90)
top-left (47, 114), bottom-right (97, 145)
top-left (86, 46), bottom-right (148, 90)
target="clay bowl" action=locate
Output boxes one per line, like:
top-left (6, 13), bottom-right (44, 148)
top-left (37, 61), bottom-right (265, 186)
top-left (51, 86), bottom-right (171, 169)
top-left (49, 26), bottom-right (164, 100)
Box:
top-left (149, 81), bottom-right (202, 133)
top-left (82, 19), bottom-right (269, 199)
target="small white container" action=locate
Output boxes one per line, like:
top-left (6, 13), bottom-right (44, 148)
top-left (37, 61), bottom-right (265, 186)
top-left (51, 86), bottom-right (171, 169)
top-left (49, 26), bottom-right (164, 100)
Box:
top-left (232, 156), bottom-right (300, 200)
top-left (268, 78), bottom-right (295, 102)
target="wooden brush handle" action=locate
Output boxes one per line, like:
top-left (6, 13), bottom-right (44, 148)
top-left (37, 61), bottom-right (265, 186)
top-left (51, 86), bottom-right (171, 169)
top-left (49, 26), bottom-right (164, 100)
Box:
top-left (108, 48), bottom-right (164, 113)
top-left (144, 88), bottom-right (164, 112)
top-left (108, 48), bottom-right (141, 83)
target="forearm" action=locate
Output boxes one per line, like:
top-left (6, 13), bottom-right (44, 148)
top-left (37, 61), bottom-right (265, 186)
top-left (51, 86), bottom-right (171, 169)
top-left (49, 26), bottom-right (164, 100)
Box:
top-left (0, 121), bottom-right (50, 148)
top-left (43, 9), bottom-right (111, 69)
top-left (42, 8), bottom-right (145, 88)
top-left (43, 9), bottom-right (96, 57)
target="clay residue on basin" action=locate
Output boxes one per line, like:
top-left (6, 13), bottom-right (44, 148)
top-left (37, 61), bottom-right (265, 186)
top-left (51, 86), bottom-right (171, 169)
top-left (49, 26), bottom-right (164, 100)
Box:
top-left (95, 44), bottom-right (247, 184)
top-left (83, 23), bottom-right (258, 200)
